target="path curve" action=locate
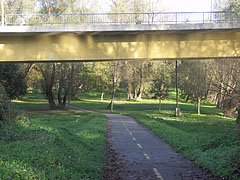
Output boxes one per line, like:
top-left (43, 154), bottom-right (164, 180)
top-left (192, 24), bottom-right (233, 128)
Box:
top-left (71, 105), bottom-right (217, 180)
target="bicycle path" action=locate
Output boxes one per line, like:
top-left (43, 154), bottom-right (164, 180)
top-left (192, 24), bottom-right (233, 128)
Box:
top-left (70, 106), bottom-right (217, 180)
top-left (106, 113), bottom-right (216, 180)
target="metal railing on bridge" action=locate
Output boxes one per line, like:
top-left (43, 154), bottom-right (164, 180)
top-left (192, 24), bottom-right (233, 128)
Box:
top-left (2, 11), bottom-right (240, 26)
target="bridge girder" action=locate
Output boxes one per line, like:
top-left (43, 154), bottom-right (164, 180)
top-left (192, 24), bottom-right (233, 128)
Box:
top-left (0, 25), bottom-right (240, 62)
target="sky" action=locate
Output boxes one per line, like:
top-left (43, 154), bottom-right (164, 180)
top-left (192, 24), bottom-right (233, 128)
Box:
top-left (99, 0), bottom-right (214, 12)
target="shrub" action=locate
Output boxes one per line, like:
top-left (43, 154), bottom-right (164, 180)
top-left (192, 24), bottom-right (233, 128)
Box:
top-left (0, 83), bottom-right (21, 128)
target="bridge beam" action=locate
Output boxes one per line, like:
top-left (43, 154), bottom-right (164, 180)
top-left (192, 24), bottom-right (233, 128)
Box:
top-left (0, 27), bottom-right (240, 62)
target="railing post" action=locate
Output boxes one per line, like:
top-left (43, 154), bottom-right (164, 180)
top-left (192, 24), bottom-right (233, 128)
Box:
top-left (176, 12), bottom-right (178, 24)
top-left (148, 13), bottom-right (150, 24)
top-left (203, 12), bottom-right (205, 23)
top-left (1, 0), bottom-right (4, 26)
top-left (230, 11), bottom-right (233, 23)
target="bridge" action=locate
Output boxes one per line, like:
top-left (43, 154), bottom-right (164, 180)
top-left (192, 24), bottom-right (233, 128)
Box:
top-left (0, 11), bottom-right (240, 63)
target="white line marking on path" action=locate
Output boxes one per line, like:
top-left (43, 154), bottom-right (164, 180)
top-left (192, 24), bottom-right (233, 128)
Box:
top-left (137, 143), bottom-right (143, 149)
top-left (153, 168), bottom-right (164, 180)
top-left (132, 137), bottom-right (136, 141)
top-left (143, 153), bottom-right (150, 160)
top-left (129, 132), bottom-right (133, 136)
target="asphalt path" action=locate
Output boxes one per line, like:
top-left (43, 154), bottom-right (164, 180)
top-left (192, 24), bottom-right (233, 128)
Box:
top-left (70, 105), bottom-right (217, 180)
top-left (106, 113), bottom-right (214, 180)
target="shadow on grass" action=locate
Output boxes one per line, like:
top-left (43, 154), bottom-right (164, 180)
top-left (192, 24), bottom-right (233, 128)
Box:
top-left (0, 110), bottom-right (107, 179)
top-left (74, 99), bottom-right (223, 116)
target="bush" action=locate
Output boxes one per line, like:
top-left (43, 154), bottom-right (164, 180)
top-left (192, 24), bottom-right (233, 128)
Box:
top-left (0, 64), bottom-right (27, 99)
top-left (236, 107), bottom-right (240, 136)
top-left (0, 83), bottom-right (21, 128)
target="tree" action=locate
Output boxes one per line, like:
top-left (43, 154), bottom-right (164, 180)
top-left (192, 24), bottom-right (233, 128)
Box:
top-left (223, 0), bottom-right (240, 11)
top-left (109, 62), bottom-right (118, 111)
top-left (34, 62), bottom-right (82, 110)
top-left (38, 63), bottom-right (57, 110)
top-left (209, 59), bottom-right (240, 117)
top-left (178, 61), bottom-right (209, 115)
top-left (38, 0), bottom-right (68, 14)
top-left (0, 83), bottom-right (9, 127)
top-left (92, 62), bottom-right (113, 101)
top-left (119, 61), bottom-right (134, 100)
top-left (4, 0), bottom-right (36, 14)
top-left (119, 61), bottom-right (154, 101)
top-left (152, 61), bottom-right (173, 113)
top-left (0, 64), bottom-right (27, 100)
top-left (236, 106), bottom-right (240, 135)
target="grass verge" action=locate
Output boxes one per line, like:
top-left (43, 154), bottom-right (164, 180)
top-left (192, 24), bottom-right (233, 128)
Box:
top-left (72, 91), bottom-right (240, 179)
top-left (0, 96), bottom-right (107, 180)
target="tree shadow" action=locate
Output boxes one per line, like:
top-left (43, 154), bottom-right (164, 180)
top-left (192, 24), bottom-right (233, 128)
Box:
top-left (0, 111), bottom-right (106, 179)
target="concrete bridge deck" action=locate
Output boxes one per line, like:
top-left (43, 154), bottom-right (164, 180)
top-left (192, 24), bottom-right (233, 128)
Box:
top-left (0, 22), bottom-right (240, 62)
top-left (1, 23), bottom-right (240, 35)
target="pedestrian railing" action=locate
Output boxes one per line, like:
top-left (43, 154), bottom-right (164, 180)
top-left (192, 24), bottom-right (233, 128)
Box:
top-left (2, 11), bottom-right (240, 26)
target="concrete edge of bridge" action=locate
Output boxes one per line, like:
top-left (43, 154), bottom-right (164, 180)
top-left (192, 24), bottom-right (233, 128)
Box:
top-left (0, 22), bottom-right (240, 35)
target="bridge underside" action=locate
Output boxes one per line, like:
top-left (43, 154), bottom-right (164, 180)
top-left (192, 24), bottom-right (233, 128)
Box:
top-left (0, 26), bottom-right (240, 62)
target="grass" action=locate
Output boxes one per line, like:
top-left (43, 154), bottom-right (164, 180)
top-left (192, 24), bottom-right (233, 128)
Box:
top-left (72, 89), bottom-right (240, 179)
top-left (0, 94), bottom-right (107, 179)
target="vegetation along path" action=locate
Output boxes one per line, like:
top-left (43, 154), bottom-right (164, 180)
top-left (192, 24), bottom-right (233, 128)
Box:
top-left (71, 106), bottom-right (215, 180)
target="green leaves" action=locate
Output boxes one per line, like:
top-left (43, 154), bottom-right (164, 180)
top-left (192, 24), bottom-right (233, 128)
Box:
top-left (0, 64), bottom-right (27, 100)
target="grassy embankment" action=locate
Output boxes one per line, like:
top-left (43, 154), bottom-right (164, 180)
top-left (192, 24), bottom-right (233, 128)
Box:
top-left (73, 89), bottom-right (240, 179)
top-left (0, 93), bottom-right (107, 179)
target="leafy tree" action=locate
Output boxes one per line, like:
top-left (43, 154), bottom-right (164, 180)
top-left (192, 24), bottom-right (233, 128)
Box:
top-left (119, 61), bottom-right (154, 101)
top-left (92, 62), bottom-right (113, 101)
top-left (152, 61), bottom-right (173, 113)
top-left (108, 62), bottom-right (118, 111)
top-left (4, 0), bottom-right (36, 14)
top-left (0, 64), bottom-right (27, 100)
top-left (153, 82), bottom-right (168, 113)
top-left (0, 83), bottom-right (9, 127)
top-left (38, 0), bottom-right (68, 14)
top-left (209, 59), bottom-right (240, 117)
top-left (119, 61), bottom-right (135, 100)
top-left (37, 63), bottom-right (57, 109)
top-left (224, 0), bottom-right (240, 11)
top-left (35, 62), bottom-right (78, 110)
top-left (178, 61), bottom-right (209, 114)
top-left (78, 63), bottom-right (96, 93)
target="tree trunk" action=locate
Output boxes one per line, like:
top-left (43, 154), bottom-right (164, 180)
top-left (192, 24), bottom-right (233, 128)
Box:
top-left (109, 62), bottom-right (117, 111)
top-left (71, 83), bottom-right (82, 100)
top-left (39, 63), bottom-right (57, 110)
top-left (127, 84), bottom-right (133, 101)
top-left (134, 88), bottom-right (137, 99)
top-left (68, 63), bottom-right (74, 112)
top-left (158, 98), bottom-right (162, 113)
top-left (197, 97), bottom-right (201, 115)
top-left (216, 79), bottom-right (224, 108)
top-left (46, 86), bottom-right (57, 110)
top-left (136, 86), bottom-right (144, 101)
top-left (194, 102), bottom-right (197, 110)
top-left (127, 91), bottom-right (133, 101)
top-left (101, 92), bottom-right (104, 101)
top-left (24, 63), bottom-right (34, 78)
top-left (136, 62), bottom-right (144, 102)
top-left (57, 85), bottom-right (63, 106)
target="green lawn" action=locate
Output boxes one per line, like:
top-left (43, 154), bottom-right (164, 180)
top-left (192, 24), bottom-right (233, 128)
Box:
top-left (2, 91), bottom-right (239, 179)
top-left (73, 90), bottom-right (240, 179)
top-left (0, 95), bottom-right (107, 179)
